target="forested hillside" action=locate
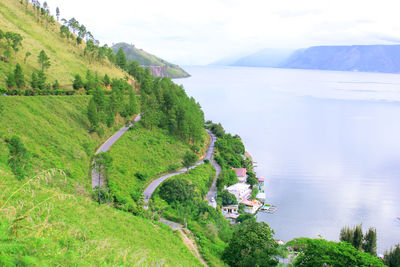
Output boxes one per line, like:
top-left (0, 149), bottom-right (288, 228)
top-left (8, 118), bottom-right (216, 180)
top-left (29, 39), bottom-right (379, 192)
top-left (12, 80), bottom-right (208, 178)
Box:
top-left (112, 42), bottom-right (190, 78)
top-left (0, 0), bottom-right (127, 89)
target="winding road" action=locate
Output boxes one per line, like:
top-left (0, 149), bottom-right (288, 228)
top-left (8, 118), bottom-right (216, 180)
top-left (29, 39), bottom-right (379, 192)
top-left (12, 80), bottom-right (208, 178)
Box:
top-left (92, 115), bottom-right (141, 188)
top-left (91, 118), bottom-right (218, 267)
top-left (143, 130), bottom-right (221, 205)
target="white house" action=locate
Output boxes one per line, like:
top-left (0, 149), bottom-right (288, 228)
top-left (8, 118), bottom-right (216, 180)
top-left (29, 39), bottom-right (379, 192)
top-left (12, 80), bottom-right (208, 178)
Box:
top-left (226, 183), bottom-right (251, 202)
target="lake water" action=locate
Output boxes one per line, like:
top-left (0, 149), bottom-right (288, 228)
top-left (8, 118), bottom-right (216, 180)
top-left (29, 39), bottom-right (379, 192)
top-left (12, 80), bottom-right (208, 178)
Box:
top-left (175, 66), bottom-right (400, 253)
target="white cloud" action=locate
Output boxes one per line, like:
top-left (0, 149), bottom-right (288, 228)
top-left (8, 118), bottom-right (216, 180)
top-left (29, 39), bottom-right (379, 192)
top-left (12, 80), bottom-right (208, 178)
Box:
top-left (44, 0), bottom-right (400, 65)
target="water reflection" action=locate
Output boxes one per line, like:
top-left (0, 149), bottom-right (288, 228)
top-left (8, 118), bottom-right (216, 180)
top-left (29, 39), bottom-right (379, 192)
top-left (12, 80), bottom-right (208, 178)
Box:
top-left (175, 66), bottom-right (400, 252)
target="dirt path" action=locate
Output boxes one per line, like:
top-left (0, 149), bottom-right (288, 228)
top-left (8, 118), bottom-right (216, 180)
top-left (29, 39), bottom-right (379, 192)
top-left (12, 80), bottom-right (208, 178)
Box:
top-left (178, 229), bottom-right (209, 267)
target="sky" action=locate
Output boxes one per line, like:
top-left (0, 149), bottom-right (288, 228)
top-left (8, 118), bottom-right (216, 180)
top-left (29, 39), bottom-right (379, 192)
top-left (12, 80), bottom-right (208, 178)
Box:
top-left (43, 0), bottom-right (400, 65)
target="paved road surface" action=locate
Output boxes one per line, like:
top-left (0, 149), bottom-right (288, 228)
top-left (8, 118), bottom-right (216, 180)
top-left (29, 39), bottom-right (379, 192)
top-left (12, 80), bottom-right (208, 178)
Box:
top-left (92, 115), bottom-right (141, 188)
top-left (143, 130), bottom-right (221, 204)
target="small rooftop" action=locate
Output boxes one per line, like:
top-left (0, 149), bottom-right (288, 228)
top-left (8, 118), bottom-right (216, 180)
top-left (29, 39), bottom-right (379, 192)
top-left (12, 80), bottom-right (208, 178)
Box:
top-left (240, 199), bottom-right (259, 206)
top-left (257, 177), bottom-right (265, 182)
top-left (234, 168), bottom-right (247, 177)
top-left (227, 183), bottom-right (250, 191)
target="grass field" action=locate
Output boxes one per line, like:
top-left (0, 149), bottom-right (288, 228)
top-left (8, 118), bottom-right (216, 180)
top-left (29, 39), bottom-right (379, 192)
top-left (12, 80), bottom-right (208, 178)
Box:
top-left (0, 170), bottom-right (203, 266)
top-left (0, 96), bottom-right (126, 188)
top-left (0, 0), bottom-right (127, 89)
top-left (106, 125), bottom-right (197, 209)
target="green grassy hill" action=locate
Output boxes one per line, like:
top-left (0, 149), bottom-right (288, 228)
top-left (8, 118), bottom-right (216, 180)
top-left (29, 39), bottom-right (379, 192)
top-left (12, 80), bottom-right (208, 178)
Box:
top-left (112, 42), bottom-right (190, 78)
top-left (0, 0), bottom-right (126, 89)
top-left (0, 96), bottom-right (203, 266)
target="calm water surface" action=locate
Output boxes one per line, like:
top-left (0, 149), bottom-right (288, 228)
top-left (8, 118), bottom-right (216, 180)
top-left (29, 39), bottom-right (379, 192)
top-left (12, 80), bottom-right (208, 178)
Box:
top-left (175, 66), bottom-right (400, 253)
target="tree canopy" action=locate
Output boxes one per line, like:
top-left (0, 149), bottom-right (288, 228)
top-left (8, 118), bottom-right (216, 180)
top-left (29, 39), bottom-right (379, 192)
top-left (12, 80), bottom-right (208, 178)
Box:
top-left (222, 221), bottom-right (279, 267)
top-left (287, 238), bottom-right (385, 267)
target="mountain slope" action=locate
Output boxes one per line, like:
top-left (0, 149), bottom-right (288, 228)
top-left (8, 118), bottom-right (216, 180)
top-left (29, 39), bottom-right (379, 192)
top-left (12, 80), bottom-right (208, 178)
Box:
top-left (0, 0), bottom-right (126, 88)
top-left (0, 96), bottom-right (203, 266)
top-left (282, 45), bottom-right (400, 73)
top-left (112, 42), bottom-right (190, 78)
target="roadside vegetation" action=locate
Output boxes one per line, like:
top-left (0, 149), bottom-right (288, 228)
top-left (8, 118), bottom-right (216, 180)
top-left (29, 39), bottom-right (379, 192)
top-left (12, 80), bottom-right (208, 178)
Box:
top-left (150, 163), bottom-right (231, 266)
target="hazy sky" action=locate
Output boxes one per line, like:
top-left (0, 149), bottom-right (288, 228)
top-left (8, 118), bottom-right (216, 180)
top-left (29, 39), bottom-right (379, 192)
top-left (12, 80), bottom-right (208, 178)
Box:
top-left (44, 0), bottom-right (400, 65)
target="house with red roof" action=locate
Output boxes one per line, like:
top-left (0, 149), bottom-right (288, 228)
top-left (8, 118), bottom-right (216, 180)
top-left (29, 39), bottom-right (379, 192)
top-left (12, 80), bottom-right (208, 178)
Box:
top-left (233, 168), bottom-right (247, 183)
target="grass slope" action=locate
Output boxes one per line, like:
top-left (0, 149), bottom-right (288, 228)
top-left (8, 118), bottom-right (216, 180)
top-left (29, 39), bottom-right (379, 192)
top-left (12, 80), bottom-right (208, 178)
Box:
top-left (112, 42), bottom-right (190, 78)
top-left (106, 125), bottom-right (193, 206)
top-left (0, 0), bottom-right (126, 88)
top-left (0, 96), bottom-right (203, 265)
top-left (0, 173), bottom-right (202, 266)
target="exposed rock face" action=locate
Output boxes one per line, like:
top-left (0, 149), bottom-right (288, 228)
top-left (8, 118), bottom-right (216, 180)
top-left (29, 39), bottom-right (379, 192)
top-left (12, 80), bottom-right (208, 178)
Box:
top-left (140, 65), bottom-right (169, 77)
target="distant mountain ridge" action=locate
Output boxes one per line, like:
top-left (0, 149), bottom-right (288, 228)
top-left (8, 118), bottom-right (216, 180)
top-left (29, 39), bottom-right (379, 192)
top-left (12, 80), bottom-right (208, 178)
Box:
top-left (112, 42), bottom-right (190, 78)
top-left (229, 45), bottom-right (400, 74)
top-left (231, 48), bottom-right (293, 67)
top-left (282, 45), bottom-right (400, 73)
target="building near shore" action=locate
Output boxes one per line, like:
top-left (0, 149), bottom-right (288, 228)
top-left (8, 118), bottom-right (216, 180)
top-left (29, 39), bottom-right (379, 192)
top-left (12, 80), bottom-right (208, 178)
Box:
top-left (233, 168), bottom-right (247, 183)
top-left (240, 199), bottom-right (262, 214)
top-left (226, 183), bottom-right (251, 202)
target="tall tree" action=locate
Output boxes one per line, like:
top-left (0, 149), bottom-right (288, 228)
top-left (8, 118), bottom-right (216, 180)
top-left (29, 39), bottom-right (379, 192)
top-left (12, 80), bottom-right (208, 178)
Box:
top-left (31, 71), bottom-right (39, 89)
top-left (363, 227), bottom-right (377, 256)
top-left (37, 70), bottom-right (46, 89)
top-left (182, 151), bottom-right (198, 171)
top-left (7, 136), bottom-right (31, 180)
top-left (115, 47), bottom-right (127, 69)
top-left (14, 63), bottom-right (25, 89)
top-left (55, 7), bottom-right (60, 21)
top-left (73, 74), bottom-right (84, 90)
top-left (87, 97), bottom-right (99, 130)
top-left (384, 244), bottom-right (400, 267)
top-left (38, 50), bottom-right (51, 71)
top-left (6, 72), bottom-right (16, 89)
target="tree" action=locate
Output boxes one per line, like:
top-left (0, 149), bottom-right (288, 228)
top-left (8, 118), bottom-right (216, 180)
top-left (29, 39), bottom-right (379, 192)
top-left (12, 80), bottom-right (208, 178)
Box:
top-left (287, 238), bottom-right (385, 267)
top-left (217, 189), bottom-right (237, 206)
top-left (339, 224), bottom-right (364, 251)
top-left (246, 171), bottom-right (258, 188)
top-left (56, 7), bottom-right (60, 21)
top-left (76, 36), bottom-right (82, 45)
top-left (236, 213), bottom-right (255, 224)
top-left (73, 74), bottom-right (84, 90)
top-left (14, 63), bottom-right (25, 89)
top-left (384, 244), bottom-right (400, 267)
top-left (222, 221), bottom-right (279, 267)
top-left (115, 47), bottom-right (127, 69)
top-left (37, 70), bottom-right (46, 89)
top-left (106, 106), bottom-right (115, 128)
top-left (94, 152), bottom-right (113, 203)
top-left (7, 136), bottom-right (31, 180)
top-left (103, 74), bottom-right (110, 87)
top-left (38, 50), bottom-right (50, 71)
top-left (52, 80), bottom-right (60, 90)
top-left (363, 227), bottom-right (377, 256)
top-left (159, 178), bottom-right (196, 204)
top-left (24, 51), bottom-right (31, 64)
top-left (87, 97), bottom-right (98, 130)
top-left (6, 72), bottom-right (16, 89)
top-left (31, 72), bottom-right (39, 89)
top-left (182, 151), bottom-right (198, 171)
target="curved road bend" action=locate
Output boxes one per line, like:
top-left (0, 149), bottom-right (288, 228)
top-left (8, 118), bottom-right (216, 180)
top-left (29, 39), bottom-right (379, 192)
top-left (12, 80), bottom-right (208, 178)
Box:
top-left (92, 114), bottom-right (141, 188)
top-left (143, 130), bottom-right (221, 206)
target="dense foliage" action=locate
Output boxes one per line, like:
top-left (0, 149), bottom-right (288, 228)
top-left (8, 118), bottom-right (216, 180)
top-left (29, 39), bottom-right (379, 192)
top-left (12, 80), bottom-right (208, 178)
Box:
top-left (384, 244), bottom-right (400, 267)
top-left (152, 164), bottom-right (231, 266)
top-left (287, 238), bottom-right (385, 267)
top-left (340, 224), bottom-right (377, 256)
top-left (222, 220), bottom-right (279, 267)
